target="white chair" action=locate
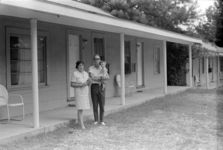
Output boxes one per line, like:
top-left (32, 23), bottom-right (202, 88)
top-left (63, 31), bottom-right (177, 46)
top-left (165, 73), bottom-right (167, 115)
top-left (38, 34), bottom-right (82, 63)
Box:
top-left (0, 84), bottom-right (24, 121)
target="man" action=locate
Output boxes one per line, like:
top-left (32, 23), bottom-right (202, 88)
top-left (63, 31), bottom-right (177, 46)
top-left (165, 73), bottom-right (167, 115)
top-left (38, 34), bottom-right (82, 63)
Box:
top-left (89, 54), bottom-right (109, 125)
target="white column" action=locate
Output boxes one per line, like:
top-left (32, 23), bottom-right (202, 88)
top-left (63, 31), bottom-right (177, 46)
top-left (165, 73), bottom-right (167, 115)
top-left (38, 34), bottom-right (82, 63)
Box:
top-left (163, 40), bottom-right (167, 94)
top-left (120, 33), bottom-right (125, 105)
top-left (31, 18), bottom-right (40, 128)
top-left (205, 56), bottom-right (209, 89)
top-left (217, 54), bottom-right (220, 87)
top-left (189, 44), bottom-right (193, 87)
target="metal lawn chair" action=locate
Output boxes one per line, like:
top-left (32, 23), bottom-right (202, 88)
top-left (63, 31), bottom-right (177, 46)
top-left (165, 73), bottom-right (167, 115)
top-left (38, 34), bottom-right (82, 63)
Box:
top-left (0, 84), bottom-right (25, 121)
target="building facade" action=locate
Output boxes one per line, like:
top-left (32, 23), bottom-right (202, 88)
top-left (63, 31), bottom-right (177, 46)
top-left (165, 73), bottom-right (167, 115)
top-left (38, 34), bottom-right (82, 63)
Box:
top-left (1, 0), bottom-right (217, 128)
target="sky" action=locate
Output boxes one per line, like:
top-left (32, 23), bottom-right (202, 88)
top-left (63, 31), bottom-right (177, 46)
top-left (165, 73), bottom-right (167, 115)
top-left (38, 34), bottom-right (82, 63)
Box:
top-left (196, 0), bottom-right (216, 13)
top-left (179, 0), bottom-right (216, 30)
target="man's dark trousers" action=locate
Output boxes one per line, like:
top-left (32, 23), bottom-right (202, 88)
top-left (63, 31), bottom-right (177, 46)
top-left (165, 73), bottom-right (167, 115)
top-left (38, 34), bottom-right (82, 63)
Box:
top-left (91, 84), bottom-right (105, 122)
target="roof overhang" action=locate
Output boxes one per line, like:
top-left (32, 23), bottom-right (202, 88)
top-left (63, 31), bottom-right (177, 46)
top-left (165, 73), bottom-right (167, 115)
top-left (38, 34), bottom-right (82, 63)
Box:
top-left (202, 42), bottom-right (218, 52)
top-left (201, 42), bottom-right (223, 56)
top-left (217, 47), bottom-right (223, 56)
top-left (0, 0), bottom-right (202, 45)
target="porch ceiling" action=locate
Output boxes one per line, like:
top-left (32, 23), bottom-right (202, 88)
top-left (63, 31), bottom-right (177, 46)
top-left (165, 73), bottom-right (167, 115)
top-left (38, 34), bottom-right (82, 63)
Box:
top-left (0, 0), bottom-right (202, 45)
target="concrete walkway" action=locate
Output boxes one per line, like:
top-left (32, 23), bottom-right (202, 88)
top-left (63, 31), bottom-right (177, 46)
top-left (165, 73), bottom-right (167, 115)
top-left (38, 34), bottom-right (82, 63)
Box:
top-left (197, 80), bottom-right (223, 89)
top-left (0, 86), bottom-right (189, 144)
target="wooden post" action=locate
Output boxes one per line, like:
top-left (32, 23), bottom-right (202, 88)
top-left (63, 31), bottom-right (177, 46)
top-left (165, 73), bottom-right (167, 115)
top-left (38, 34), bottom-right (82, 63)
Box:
top-left (189, 44), bottom-right (193, 87)
top-left (120, 33), bottom-right (125, 105)
top-left (31, 18), bottom-right (40, 128)
top-left (163, 40), bottom-right (167, 94)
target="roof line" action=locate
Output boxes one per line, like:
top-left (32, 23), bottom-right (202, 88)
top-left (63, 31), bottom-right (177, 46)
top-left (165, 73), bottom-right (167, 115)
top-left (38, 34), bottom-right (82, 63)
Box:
top-left (37, 0), bottom-right (200, 42)
top-left (0, 0), bottom-right (201, 43)
top-left (38, 0), bottom-right (113, 18)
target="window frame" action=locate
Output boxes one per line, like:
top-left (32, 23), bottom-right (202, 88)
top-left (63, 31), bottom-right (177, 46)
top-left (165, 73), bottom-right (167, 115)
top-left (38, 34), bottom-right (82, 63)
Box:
top-left (124, 40), bottom-right (131, 74)
top-left (220, 57), bottom-right (223, 72)
top-left (93, 37), bottom-right (105, 60)
top-left (208, 57), bottom-right (213, 73)
top-left (6, 27), bottom-right (48, 89)
top-left (198, 58), bottom-right (201, 81)
top-left (153, 47), bottom-right (161, 75)
top-left (202, 57), bottom-right (205, 74)
top-left (92, 32), bottom-right (106, 61)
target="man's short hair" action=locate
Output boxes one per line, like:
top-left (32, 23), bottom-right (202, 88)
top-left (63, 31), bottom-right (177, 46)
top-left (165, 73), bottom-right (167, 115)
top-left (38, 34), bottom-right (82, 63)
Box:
top-left (94, 54), bottom-right (101, 60)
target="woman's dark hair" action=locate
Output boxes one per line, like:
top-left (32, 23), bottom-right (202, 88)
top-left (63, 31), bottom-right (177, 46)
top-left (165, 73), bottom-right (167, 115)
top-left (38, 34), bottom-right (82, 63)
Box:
top-left (75, 60), bottom-right (84, 69)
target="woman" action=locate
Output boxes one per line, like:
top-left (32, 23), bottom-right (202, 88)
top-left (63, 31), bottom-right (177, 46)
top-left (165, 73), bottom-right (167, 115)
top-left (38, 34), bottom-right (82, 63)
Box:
top-left (71, 61), bottom-right (91, 129)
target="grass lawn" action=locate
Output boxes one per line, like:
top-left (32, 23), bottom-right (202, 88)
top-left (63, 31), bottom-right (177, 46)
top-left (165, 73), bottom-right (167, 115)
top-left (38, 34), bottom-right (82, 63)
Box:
top-left (0, 88), bottom-right (223, 150)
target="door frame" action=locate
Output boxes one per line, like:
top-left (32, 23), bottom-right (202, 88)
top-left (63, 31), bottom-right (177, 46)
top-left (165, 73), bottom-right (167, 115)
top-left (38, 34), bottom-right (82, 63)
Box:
top-left (136, 41), bottom-right (145, 89)
top-left (91, 32), bottom-right (106, 61)
top-left (66, 30), bottom-right (82, 101)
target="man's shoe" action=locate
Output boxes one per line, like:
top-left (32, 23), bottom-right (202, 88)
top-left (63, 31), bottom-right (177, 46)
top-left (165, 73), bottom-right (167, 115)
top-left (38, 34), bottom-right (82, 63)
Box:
top-left (100, 122), bottom-right (106, 126)
top-left (94, 121), bottom-right (98, 125)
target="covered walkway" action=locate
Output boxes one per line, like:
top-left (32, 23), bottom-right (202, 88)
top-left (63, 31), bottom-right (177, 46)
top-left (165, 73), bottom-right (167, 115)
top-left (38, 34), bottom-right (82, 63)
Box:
top-left (0, 86), bottom-right (189, 144)
top-left (0, 0), bottom-right (200, 129)
top-left (198, 80), bottom-right (223, 89)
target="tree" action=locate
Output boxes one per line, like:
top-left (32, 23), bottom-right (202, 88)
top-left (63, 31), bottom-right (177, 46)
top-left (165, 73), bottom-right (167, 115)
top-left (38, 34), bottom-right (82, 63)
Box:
top-left (195, 3), bottom-right (219, 43)
top-left (215, 0), bottom-right (223, 47)
top-left (80, 0), bottom-right (198, 34)
top-left (137, 0), bottom-right (197, 33)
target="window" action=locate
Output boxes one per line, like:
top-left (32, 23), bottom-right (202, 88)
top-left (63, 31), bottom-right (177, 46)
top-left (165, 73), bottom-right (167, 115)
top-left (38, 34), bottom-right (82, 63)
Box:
top-left (154, 47), bottom-right (160, 74)
top-left (94, 38), bottom-right (105, 60)
top-left (7, 28), bottom-right (47, 88)
top-left (125, 41), bottom-right (131, 74)
top-left (198, 59), bottom-right (201, 79)
top-left (220, 57), bottom-right (223, 72)
top-left (208, 57), bottom-right (213, 73)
